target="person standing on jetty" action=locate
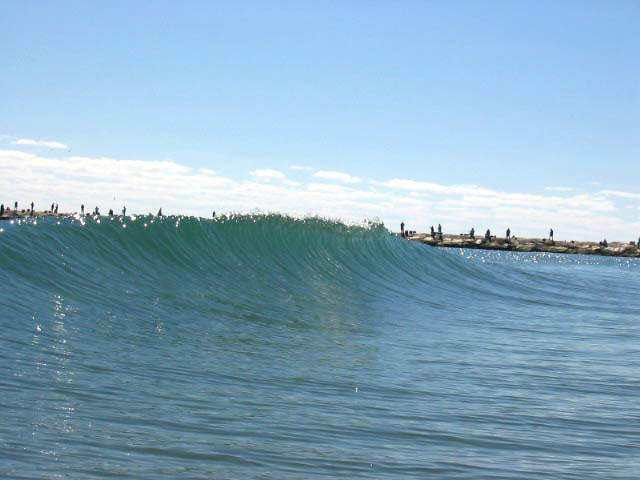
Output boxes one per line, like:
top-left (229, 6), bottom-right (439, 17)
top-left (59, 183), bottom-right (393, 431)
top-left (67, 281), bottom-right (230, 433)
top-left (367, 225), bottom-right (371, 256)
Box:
top-left (122, 206), bottom-right (126, 217)
top-left (506, 227), bottom-right (510, 238)
top-left (94, 206), bottom-right (100, 215)
top-left (438, 224), bottom-right (442, 235)
top-left (400, 222), bottom-right (405, 237)
top-left (0, 204), bottom-right (4, 216)
top-left (157, 208), bottom-right (163, 217)
top-left (549, 228), bottom-right (554, 241)
top-left (485, 229), bottom-right (491, 241)
top-left (51, 203), bottom-right (54, 212)
top-left (470, 227), bottom-right (475, 239)
top-left (14, 201), bottom-right (18, 211)
top-left (54, 204), bottom-right (58, 214)
top-left (81, 204), bottom-right (84, 215)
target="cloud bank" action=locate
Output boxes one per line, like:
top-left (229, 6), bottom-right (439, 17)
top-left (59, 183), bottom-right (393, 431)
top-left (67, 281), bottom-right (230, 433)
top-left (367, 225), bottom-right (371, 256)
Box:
top-left (1, 147), bottom-right (639, 241)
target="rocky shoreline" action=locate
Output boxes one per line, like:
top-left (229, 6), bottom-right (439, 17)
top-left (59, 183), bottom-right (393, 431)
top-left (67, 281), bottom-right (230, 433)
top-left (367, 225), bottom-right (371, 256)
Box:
top-left (403, 233), bottom-right (640, 258)
top-left (0, 211), bottom-right (69, 220)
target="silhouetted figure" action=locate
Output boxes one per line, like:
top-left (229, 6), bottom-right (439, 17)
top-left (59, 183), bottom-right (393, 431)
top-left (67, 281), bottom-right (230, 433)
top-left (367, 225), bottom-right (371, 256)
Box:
top-left (51, 203), bottom-right (54, 212)
top-left (81, 204), bottom-right (85, 215)
top-left (638, 237), bottom-right (640, 248)
top-left (157, 208), bottom-right (163, 217)
top-left (0, 204), bottom-right (4, 216)
top-left (602, 239), bottom-right (608, 248)
top-left (14, 201), bottom-right (18, 210)
top-left (438, 224), bottom-right (442, 235)
top-left (485, 229), bottom-right (491, 241)
top-left (54, 204), bottom-right (58, 214)
top-left (549, 228), bottom-right (554, 241)
top-left (94, 206), bottom-right (100, 215)
top-left (212, 211), bottom-right (216, 218)
top-left (30, 202), bottom-right (34, 216)
top-left (430, 225), bottom-right (435, 237)
top-left (108, 209), bottom-right (114, 216)
top-left (122, 206), bottom-right (126, 216)
top-left (400, 222), bottom-right (405, 237)
top-left (506, 228), bottom-right (510, 238)
top-left (470, 227), bottom-right (475, 239)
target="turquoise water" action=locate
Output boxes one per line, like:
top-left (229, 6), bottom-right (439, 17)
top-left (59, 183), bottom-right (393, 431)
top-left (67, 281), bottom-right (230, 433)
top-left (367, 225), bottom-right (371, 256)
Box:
top-left (1, 214), bottom-right (639, 479)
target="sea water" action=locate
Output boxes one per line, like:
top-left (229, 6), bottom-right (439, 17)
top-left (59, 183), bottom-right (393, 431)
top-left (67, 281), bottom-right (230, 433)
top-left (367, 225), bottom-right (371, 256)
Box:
top-left (1, 215), bottom-right (639, 479)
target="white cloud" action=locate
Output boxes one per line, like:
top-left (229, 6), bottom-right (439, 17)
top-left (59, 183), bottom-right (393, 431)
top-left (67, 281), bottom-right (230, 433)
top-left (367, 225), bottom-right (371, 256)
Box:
top-left (0, 149), bottom-right (233, 214)
top-left (367, 176), bottom-right (640, 239)
top-left (307, 183), bottom-right (354, 194)
top-left (251, 168), bottom-right (301, 187)
top-left (600, 190), bottom-right (640, 201)
top-left (251, 168), bottom-right (286, 180)
top-left (371, 178), bottom-right (614, 212)
top-left (14, 138), bottom-right (69, 150)
top-left (370, 178), bottom-right (494, 196)
top-left (545, 186), bottom-right (575, 192)
top-left (313, 170), bottom-right (361, 184)
top-left (290, 165), bottom-right (313, 171)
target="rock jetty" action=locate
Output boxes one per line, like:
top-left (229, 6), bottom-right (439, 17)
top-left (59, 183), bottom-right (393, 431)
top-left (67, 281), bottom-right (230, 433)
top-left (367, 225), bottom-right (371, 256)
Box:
top-left (0, 210), bottom-right (68, 220)
top-left (403, 233), bottom-right (640, 258)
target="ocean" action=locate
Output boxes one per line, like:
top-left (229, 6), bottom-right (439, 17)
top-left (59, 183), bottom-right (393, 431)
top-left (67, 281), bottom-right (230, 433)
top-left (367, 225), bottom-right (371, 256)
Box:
top-left (1, 214), bottom-right (639, 479)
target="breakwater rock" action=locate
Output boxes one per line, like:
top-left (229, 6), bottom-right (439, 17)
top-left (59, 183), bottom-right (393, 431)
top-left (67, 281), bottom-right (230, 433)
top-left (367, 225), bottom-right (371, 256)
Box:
top-left (0, 210), bottom-right (67, 220)
top-left (404, 233), bottom-right (640, 258)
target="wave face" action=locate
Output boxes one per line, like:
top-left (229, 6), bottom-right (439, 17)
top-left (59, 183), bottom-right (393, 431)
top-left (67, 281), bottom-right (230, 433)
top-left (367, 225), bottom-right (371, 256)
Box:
top-left (1, 214), bottom-right (639, 479)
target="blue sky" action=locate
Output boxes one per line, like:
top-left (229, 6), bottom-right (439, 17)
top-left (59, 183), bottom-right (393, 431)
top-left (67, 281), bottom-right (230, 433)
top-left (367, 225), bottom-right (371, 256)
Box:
top-left (1, 1), bottom-right (639, 239)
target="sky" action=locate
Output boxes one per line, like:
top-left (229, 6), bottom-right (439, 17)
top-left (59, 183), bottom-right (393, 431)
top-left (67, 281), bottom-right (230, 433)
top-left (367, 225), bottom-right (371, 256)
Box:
top-left (1, 1), bottom-right (639, 240)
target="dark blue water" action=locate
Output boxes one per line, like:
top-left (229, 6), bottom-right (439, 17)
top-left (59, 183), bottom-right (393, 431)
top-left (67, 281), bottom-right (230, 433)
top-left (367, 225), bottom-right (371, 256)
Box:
top-left (1, 215), bottom-right (639, 479)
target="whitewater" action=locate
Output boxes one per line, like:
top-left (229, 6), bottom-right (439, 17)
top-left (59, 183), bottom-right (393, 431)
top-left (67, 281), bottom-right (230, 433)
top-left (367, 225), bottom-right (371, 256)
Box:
top-left (1, 214), bottom-right (639, 479)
